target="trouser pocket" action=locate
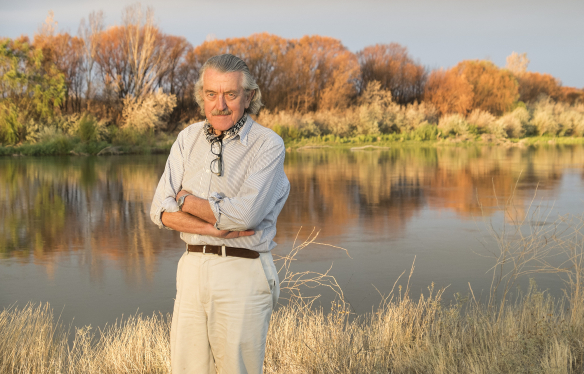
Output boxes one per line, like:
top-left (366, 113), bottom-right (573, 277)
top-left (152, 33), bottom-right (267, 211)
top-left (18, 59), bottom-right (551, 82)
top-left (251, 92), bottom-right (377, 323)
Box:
top-left (258, 252), bottom-right (280, 308)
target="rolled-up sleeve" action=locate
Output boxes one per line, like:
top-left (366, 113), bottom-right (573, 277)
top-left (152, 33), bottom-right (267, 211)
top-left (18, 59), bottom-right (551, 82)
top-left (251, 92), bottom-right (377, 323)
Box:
top-left (150, 132), bottom-right (185, 230)
top-left (208, 139), bottom-right (286, 231)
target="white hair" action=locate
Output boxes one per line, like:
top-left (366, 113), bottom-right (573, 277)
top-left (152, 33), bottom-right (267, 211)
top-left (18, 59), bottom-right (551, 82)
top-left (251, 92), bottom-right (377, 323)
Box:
top-left (194, 54), bottom-right (263, 115)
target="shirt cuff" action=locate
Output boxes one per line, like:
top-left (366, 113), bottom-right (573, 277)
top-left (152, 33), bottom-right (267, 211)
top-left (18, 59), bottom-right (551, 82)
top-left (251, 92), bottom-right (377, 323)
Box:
top-left (208, 192), bottom-right (223, 230)
top-left (156, 197), bottom-right (180, 230)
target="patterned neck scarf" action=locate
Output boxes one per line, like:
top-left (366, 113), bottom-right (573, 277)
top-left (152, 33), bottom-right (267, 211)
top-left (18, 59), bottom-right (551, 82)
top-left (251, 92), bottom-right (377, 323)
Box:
top-left (203, 114), bottom-right (247, 144)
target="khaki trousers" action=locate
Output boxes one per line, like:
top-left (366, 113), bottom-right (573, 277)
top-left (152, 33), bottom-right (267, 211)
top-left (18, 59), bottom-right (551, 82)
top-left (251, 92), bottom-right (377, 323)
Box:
top-left (171, 249), bottom-right (279, 374)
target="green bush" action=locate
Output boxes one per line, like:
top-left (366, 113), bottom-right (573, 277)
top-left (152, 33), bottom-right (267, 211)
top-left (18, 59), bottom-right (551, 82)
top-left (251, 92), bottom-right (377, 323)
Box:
top-left (0, 104), bottom-right (23, 145)
top-left (78, 115), bottom-right (99, 143)
top-left (412, 123), bottom-right (438, 141)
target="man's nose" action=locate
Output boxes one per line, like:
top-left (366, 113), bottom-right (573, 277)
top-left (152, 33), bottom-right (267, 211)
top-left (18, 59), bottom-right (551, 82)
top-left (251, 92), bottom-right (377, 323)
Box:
top-left (216, 94), bottom-right (227, 109)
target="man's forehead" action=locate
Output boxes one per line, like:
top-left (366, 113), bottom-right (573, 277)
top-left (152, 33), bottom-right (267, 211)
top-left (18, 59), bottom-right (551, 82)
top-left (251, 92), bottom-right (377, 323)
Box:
top-left (203, 68), bottom-right (243, 90)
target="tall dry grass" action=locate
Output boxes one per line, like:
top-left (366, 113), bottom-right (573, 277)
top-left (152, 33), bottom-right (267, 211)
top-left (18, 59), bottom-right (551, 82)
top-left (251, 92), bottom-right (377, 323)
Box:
top-left (2, 212), bottom-right (584, 373)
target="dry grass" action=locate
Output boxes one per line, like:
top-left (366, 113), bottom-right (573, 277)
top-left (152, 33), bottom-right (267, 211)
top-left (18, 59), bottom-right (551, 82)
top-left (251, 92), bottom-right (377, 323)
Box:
top-left (3, 215), bottom-right (584, 373)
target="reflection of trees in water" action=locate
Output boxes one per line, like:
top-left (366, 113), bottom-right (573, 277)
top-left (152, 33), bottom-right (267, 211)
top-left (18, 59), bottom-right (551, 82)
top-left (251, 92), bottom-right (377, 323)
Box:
top-left (0, 156), bottom-right (178, 284)
top-left (1, 145), bottom-right (584, 277)
top-left (278, 145), bottom-right (584, 243)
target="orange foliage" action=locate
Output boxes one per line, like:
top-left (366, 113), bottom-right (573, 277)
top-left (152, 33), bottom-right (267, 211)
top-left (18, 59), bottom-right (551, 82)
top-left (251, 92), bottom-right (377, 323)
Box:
top-left (560, 86), bottom-right (584, 105)
top-left (283, 35), bottom-right (359, 111)
top-left (454, 60), bottom-right (518, 115)
top-left (425, 60), bottom-right (518, 115)
top-left (517, 72), bottom-right (562, 103)
top-left (358, 43), bottom-right (427, 104)
top-left (424, 69), bottom-right (473, 115)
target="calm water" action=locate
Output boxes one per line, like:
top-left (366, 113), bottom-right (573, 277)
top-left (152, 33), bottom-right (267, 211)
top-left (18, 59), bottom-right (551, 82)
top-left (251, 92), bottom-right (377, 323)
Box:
top-left (1, 145), bottom-right (584, 327)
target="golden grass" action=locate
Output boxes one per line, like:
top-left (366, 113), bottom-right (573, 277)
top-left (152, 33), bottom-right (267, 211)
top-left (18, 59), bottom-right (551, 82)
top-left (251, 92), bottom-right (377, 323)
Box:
top-left (2, 283), bottom-right (583, 373)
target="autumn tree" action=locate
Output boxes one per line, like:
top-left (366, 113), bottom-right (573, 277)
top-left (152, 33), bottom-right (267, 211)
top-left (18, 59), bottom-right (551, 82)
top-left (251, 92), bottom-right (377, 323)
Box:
top-left (424, 69), bottom-right (473, 115)
top-left (457, 60), bottom-right (518, 115)
top-left (560, 86), bottom-right (584, 105)
top-left (94, 5), bottom-right (163, 101)
top-left (426, 60), bottom-right (518, 115)
top-left (517, 72), bottom-right (562, 103)
top-left (279, 35), bottom-right (359, 112)
top-left (358, 43), bottom-right (427, 104)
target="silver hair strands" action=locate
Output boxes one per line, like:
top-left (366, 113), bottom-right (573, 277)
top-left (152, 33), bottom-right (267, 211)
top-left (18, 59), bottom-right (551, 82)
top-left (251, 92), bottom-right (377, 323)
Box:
top-left (194, 54), bottom-right (263, 115)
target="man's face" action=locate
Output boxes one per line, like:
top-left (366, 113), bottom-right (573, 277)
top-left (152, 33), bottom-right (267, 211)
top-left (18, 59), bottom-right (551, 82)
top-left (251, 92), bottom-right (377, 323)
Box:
top-left (202, 68), bottom-right (254, 132)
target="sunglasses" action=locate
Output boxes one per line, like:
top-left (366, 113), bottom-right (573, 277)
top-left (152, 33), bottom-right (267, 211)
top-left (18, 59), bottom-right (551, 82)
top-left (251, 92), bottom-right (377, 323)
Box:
top-left (210, 139), bottom-right (223, 176)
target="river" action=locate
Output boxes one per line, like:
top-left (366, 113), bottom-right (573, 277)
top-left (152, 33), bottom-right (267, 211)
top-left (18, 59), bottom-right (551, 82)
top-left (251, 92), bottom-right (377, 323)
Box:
top-left (1, 144), bottom-right (583, 327)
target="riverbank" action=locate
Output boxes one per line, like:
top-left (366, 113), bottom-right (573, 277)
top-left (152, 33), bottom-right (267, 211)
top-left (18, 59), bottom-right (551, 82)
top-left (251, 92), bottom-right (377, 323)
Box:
top-left (2, 133), bottom-right (584, 157)
top-left (2, 281), bottom-right (582, 373)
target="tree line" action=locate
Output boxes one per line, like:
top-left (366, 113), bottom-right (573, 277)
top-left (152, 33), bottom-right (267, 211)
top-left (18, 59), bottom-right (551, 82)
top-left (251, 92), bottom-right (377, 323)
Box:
top-left (1, 6), bottom-right (583, 145)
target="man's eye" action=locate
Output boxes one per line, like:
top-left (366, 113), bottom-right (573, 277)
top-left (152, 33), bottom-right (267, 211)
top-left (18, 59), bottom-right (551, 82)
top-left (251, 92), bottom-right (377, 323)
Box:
top-left (207, 93), bottom-right (215, 98)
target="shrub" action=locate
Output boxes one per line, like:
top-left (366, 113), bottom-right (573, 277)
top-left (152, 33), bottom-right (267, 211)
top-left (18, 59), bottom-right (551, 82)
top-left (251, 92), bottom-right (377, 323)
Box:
top-left (390, 101), bottom-right (438, 133)
top-left (558, 105), bottom-right (584, 136)
top-left (491, 107), bottom-right (531, 138)
top-left (122, 89), bottom-right (177, 131)
top-left (74, 114), bottom-right (108, 143)
top-left (467, 109), bottom-right (495, 133)
top-left (438, 114), bottom-right (472, 137)
top-left (412, 122), bottom-right (438, 141)
top-left (531, 100), bottom-right (561, 136)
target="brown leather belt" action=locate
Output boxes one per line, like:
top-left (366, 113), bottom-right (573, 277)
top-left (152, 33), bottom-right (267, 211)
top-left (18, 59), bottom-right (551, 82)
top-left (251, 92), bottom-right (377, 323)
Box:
top-left (187, 244), bottom-right (259, 259)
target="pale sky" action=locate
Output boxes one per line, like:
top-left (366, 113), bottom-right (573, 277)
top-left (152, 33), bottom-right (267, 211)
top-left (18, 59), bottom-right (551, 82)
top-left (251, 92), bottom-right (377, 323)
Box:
top-left (1, 0), bottom-right (582, 87)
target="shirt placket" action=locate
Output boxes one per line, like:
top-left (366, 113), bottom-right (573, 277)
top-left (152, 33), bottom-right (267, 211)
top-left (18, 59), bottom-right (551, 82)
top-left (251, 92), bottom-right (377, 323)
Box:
top-left (198, 148), bottom-right (214, 199)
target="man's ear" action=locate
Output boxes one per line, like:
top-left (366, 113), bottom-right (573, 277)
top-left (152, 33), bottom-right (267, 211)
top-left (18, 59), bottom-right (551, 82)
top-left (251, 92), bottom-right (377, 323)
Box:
top-left (245, 90), bottom-right (255, 108)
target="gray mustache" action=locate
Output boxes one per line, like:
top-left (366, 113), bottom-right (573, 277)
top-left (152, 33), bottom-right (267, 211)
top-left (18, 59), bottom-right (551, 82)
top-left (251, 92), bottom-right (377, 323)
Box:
top-left (211, 109), bottom-right (233, 116)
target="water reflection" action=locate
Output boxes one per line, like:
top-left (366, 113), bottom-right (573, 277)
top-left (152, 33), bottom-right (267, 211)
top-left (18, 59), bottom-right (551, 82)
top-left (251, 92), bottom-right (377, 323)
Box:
top-left (0, 156), bottom-right (172, 284)
top-left (278, 145), bottom-right (584, 243)
top-left (2, 146), bottom-right (584, 259)
top-left (1, 145), bottom-right (584, 316)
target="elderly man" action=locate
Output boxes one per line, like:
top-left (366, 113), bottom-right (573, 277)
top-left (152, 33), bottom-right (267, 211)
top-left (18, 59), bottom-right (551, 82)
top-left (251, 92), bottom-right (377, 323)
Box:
top-left (150, 54), bottom-right (290, 374)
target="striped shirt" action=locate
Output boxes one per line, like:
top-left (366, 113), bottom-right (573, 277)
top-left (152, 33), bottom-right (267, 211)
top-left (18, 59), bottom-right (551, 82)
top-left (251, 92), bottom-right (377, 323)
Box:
top-left (150, 115), bottom-right (290, 253)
